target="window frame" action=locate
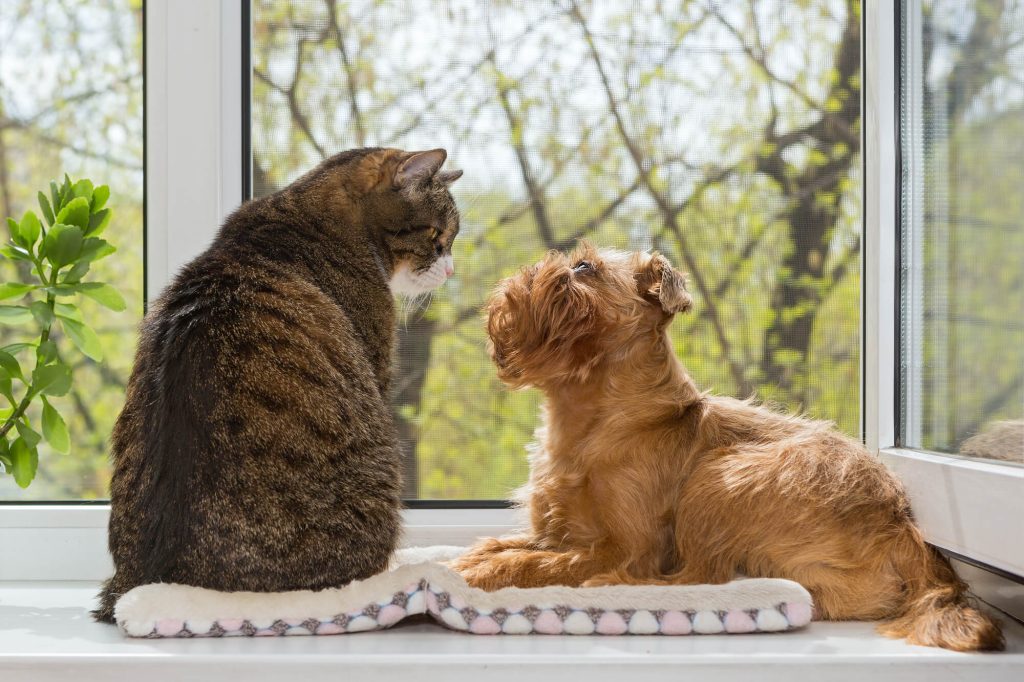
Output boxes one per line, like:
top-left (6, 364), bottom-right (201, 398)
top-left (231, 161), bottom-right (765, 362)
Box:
top-left (0, 0), bottom-right (1020, 584)
top-left (864, 0), bottom-right (1024, 578)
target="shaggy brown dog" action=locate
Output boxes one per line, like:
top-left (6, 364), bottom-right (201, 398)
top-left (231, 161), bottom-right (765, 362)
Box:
top-left (451, 243), bottom-right (1003, 652)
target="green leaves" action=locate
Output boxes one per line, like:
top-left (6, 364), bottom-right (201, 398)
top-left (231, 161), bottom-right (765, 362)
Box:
top-left (75, 283), bottom-right (126, 311)
top-left (19, 211), bottom-right (41, 247)
top-left (0, 351), bottom-right (23, 381)
top-left (0, 283), bottom-right (35, 300)
top-left (32, 362), bottom-right (72, 397)
top-left (38, 192), bottom-right (55, 226)
top-left (10, 437), bottom-right (37, 488)
top-left (60, 318), bottom-right (103, 361)
top-left (41, 223), bottom-right (84, 268)
top-left (0, 306), bottom-right (33, 325)
top-left (0, 173), bottom-right (123, 489)
top-left (42, 399), bottom-right (69, 454)
top-left (55, 196), bottom-right (89, 232)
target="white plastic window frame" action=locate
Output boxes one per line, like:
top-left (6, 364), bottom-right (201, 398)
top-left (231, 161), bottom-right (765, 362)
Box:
top-left (864, 0), bottom-right (1023, 578)
top-left (1, 0), bottom-right (1020, 583)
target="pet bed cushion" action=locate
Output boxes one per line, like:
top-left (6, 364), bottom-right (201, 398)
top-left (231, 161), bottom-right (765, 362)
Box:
top-left (115, 546), bottom-right (813, 637)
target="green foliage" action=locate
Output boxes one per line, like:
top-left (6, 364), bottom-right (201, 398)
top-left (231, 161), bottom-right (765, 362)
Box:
top-left (0, 175), bottom-right (122, 488)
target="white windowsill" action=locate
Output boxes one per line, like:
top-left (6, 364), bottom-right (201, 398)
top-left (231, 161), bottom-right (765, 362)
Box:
top-left (879, 448), bottom-right (1024, 577)
top-left (1, 582), bottom-right (1022, 682)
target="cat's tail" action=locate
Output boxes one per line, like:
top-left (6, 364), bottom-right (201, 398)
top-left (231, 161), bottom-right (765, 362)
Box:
top-left (92, 574), bottom-right (124, 623)
top-left (878, 525), bottom-right (1003, 651)
top-left (136, 297), bottom-right (219, 586)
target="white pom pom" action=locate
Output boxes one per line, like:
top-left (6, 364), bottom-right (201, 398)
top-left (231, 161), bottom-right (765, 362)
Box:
top-left (563, 611), bottom-right (595, 634)
top-left (440, 607), bottom-right (468, 630)
top-left (692, 611), bottom-right (724, 634)
top-left (628, 610), bottom-right (660, 634)
top-left (756, 608), bottom-right (789, 632)
top-left (501, 614), bottom-right (533, 634)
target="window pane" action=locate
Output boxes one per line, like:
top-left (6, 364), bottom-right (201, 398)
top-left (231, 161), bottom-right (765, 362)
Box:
top-left (900, 0), bottom-right (1024, 464)
top-left (250, 0), bottom-right (863, 499)
top-left (0, 0), bottom-right (145, 499)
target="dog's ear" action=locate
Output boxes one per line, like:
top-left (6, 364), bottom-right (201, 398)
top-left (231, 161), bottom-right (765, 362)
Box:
top-left (638, 253), bottom-right (693, 315)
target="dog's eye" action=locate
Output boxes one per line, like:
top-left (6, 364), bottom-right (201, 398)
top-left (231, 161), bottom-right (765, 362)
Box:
top-left (572, 260), bottom-right (593, 273)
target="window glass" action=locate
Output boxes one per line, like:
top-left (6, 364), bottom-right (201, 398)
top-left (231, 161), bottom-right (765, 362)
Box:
top-left (251, 0), bottom-right (863, 498)
top-left (0, 0), bottom-right (145, 499)
top-left (900, 0), bottom-right (1024, 464)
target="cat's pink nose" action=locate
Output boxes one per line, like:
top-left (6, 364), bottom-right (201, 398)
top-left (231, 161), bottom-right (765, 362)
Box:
top-left (445, 263), bottom-right (454, 277)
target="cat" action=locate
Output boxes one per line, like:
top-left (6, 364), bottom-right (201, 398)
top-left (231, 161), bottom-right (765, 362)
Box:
top-left (94, 147), bottom-right (462, 623)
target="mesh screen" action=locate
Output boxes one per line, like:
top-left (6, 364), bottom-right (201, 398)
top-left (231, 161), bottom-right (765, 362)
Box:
top-left (251, 0), bottom-right (863, 498)
top-left (899, 0), bottom-right (1024, 465)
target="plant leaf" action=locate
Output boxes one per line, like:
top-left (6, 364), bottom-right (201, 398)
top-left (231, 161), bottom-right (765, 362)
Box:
top-left (6, 217), bottom-right (21, 243)
top-left (91, 185), bottom-right (110, 212)
top-left (16, 420), bottom-right (41, 449)
top-left (30, 300), bottom-right (54, 327)
top-left (86, 208), bottom-right (112, 236)
top-left (78, 238), bottom-right (115, 263)
top-left (72, 179), bottom-right (94, 202)
top-left (0, 306), bottom-right (34, 325)
top-left (40, 223), bottom-right (84, 268)
top-left (60, 261), bottom-right (91, 284)
top-left (0, 283), bottom-right (35, 301)
top-left (36, 340), bottom-right (58, 364)
top-left (0, 350), bottom-right (24, 381)
top-left (1, 342), bottom-right (34, 355)
top-left (0, 245), bottom-right (33, 261)
top-left (55, 196), bottom-right (90, 231)
top-left (11, 437), bottom-right (37, 488)
top-left (0, 440), bottom-right (11, 472)
top-left (76, 283), bottom-right (126, 311)
top-left (41, 398), bottom-right (70, 454)
top-left (38, 191), bottom-right (55, 226)
top-left (54, 301), bottom-right (83, 322)
top-left (18, 210), bottom-right (41, 247)
top-left (50, 180), bottom-right (62, 214)
top-left (61, 317), bottom-right (103, 361)
top-left (32, 362), bottom-right (71, 396)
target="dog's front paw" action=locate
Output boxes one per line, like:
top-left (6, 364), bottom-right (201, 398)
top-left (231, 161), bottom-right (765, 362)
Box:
top-left (451, 555), bottom-right (516, 591)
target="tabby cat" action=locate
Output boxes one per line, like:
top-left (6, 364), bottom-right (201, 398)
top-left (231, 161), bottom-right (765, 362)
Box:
top-left (94, 148), bottom-right (462, 622)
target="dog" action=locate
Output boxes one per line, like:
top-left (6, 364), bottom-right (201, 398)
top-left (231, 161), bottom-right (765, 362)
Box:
top-left (451, 243), bottom-right (1003, 652)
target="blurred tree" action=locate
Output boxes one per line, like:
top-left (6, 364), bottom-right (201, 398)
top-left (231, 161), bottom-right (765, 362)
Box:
top-left (251, 0), bottom-right (867, 497)
top-left (0, 0), bottom-right (144, 500)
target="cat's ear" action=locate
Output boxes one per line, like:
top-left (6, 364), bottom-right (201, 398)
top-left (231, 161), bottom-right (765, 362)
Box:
top-left (436, 169), bottom-right (463, 185)
top-left (394, 149), bottom-right (447, 189)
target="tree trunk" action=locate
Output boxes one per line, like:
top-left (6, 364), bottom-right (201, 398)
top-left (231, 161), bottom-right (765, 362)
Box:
top-left (391, 312), bottom-right (437, 499)
top-left (759, 4), bottom-right (861, 403)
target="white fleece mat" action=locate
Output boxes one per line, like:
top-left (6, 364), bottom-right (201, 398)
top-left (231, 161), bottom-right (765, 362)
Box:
top-left (115, 546), bottom-right (813, 637)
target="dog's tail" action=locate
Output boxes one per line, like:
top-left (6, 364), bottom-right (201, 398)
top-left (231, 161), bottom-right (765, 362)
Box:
top-left (878, 525), bottom-right (1003, 651)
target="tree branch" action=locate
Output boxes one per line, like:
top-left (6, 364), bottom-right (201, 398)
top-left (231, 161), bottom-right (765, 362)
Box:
top-left (570, 0), bottom-right (753, 395)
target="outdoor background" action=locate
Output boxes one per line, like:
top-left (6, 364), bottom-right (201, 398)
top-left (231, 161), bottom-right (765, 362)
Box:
top-left (0, 0), bottom-right (1017, 500)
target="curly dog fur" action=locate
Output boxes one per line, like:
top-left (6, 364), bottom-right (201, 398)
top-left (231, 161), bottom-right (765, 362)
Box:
top-left (451, 243), bottom-right (1003, 652)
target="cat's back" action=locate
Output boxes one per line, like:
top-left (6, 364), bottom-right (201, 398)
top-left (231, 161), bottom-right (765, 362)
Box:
top-left (106, 214), bottom-right (401, 594)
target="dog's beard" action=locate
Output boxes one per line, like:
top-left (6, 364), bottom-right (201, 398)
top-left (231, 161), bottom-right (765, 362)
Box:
top-left (390, 255), bottom-right (452, 297)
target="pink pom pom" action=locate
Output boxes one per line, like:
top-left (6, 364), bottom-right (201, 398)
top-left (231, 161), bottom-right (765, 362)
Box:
top-left (660, 611), bottom-right (692, 635)
top-left (377, 604), bottom-right (407, 627)
top-left (533, 610), bottom-right (563, 634)
top-left (724, 610), bottom-right (756, 633)
top-left (155, 619), bottom-right (184, 637)
top-left (470, 615), bottom-right (502, 634)
top-left (595, 612), bottom-right (628, 635)
top-left (785, 602), bottom-right (812, 626)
